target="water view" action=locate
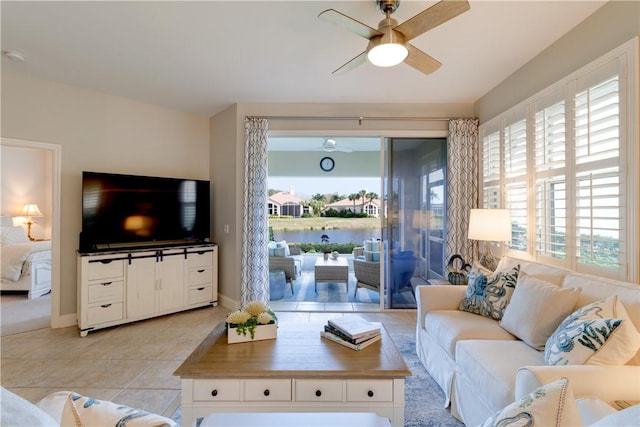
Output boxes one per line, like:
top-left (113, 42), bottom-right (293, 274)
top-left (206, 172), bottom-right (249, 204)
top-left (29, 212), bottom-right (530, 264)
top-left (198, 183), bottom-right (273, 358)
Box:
top-left (272, 228), bottom-right (381, 244)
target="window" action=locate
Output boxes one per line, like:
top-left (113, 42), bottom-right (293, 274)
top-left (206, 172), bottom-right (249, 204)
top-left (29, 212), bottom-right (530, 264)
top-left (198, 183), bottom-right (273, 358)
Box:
top-left (479, 39), bottom-right (637, 281)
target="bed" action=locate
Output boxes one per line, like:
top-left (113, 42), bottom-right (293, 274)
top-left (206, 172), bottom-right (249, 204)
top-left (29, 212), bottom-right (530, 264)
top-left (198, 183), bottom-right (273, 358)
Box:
top-left (1, 222), bottom-right (52, 299)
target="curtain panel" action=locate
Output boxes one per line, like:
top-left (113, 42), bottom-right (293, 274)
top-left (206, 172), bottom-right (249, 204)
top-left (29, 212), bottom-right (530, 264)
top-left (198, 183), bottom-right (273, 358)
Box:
top-left (241, 117), bottom-right (270, 305)
top-left (446, 118), bottom-right (480, 265)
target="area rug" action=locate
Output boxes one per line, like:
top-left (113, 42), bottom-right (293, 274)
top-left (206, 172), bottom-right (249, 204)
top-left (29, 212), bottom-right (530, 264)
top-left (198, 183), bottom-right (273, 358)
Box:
top-left (172, 334), bottom-right (462, 427)
top-left (0, 293), bottom-right (51, 336)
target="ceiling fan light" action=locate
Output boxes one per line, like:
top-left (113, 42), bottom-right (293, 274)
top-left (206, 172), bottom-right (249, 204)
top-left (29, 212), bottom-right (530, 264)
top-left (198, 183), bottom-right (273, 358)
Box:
top-left (367, 42), bottom-right (408, 67)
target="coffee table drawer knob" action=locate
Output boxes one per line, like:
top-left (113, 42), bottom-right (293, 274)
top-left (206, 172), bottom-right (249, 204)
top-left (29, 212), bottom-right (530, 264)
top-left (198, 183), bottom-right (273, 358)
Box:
top-left (263, 389), bottom-right (270, 396)
top-left (315, 390), bottom-right (322, 397)
top-left (211, 389), bottom-right (218, 397)
top-left (368, 390), bottom-right (374, 398)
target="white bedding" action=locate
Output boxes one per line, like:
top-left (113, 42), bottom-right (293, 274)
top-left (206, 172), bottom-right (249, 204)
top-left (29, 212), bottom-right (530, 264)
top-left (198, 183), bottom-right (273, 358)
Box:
top-left (1, 241), bottom-right (51, 282)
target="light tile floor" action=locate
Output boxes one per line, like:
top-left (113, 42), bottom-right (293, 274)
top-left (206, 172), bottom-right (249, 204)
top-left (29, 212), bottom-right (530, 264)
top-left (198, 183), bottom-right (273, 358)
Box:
top-left (0, 304), bottom-right (416, 419)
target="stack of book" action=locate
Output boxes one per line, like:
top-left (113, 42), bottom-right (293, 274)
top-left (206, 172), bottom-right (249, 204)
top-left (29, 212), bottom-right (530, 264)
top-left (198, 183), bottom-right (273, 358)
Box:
top-left (320, 316), bottom-right (382, 351)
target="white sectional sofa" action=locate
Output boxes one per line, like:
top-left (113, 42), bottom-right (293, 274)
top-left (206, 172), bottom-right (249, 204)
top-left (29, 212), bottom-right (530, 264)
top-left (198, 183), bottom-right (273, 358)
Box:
top-left (415, 256), bottom-right (640, 426)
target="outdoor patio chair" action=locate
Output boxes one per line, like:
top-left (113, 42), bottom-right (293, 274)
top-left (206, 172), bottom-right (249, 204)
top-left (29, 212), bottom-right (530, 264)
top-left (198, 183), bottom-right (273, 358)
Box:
top-left (353, 247), bottom-right (380, 299)
top-left (268, 246), bottom-right (302, 293)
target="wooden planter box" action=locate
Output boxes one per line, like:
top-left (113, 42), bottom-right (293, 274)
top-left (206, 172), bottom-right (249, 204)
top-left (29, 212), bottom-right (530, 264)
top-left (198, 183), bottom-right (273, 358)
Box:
top-left (227, 323), bottom-right (277, 344)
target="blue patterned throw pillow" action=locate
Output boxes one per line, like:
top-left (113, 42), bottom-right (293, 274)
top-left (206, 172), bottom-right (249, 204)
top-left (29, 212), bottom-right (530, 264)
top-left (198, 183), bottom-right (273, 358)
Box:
top-left (458, 264), bottom-right (520, 320)
top-left (544, 295), bottom-right (640, 366)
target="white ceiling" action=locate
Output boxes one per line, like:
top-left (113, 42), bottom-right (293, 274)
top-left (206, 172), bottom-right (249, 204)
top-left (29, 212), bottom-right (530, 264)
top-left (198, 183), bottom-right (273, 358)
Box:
top-left (1, 1), bottom-right (607, 117)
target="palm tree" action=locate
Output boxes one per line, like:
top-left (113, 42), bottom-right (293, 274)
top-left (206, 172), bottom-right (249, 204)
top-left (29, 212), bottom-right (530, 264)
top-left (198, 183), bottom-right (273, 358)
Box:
top-left (358, 189), bottom-right (367, 213)
top-left (365, 191), bottom-right (378, 216)
top-left (348, 193), bottom-right (358, 212)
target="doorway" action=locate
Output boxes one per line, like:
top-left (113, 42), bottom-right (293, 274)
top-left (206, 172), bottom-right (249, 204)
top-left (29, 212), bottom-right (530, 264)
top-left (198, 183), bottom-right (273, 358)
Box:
top-left (0, 138), bottom-right (61, 335)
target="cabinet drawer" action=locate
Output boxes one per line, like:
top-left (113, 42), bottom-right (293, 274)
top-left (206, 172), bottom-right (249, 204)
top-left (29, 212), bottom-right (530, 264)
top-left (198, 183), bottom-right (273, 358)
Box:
top-left (295, 379), bottom-right (343, 402)
top-left (88, 280), bottom-right (124, 303)
top-left (186, 251), bottom-right (213, 269)
top-left (243, 379), bottom-right (291, 401)
top-left (187, 286), bottom-right (213, 305)
top-left (87, 302), bottom-right (123, 325)
top-left (187, 267), bottom-right (212, 286)
top-left (346, 380), bottom-right (393, 402)
top-left (193, 379), bottom-right (240, 402)
top-left (87, 259), bottom-right (124, 280)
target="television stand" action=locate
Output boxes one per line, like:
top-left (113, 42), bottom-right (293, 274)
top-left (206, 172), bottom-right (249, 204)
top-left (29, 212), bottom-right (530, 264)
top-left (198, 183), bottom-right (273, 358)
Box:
top-left (76, 243), bottom-right (218, 337)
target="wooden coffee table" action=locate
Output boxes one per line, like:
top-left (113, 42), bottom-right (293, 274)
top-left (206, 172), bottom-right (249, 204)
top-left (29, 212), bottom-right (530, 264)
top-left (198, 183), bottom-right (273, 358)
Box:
top-left (314, 257), bottom-right (349, 292)
top-left (174, 318), bottom-right (411, 427)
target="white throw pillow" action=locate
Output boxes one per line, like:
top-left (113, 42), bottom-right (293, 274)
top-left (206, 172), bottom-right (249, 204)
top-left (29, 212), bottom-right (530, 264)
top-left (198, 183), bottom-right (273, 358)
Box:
top-left (500, 273), bottom-right (581, 350)
top-left (480, 377), bottom-right (583, 427)
top-left (544, 295), bottom-right (640, 365)
top-left (0, 226), bottom-right (30, 244)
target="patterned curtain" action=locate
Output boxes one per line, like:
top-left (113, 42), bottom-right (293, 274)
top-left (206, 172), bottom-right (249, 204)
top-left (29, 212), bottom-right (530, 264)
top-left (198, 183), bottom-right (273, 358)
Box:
top-left (446, 118), bottom-right (480, 265)
top-left (241, 117), bottom-right (270, 305)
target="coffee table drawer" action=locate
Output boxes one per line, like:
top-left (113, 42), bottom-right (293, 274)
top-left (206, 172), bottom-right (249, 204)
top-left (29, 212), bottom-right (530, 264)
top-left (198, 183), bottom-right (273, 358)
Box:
top-left (347, 379), bottom-right (393, 402)
top-left (244, 379), bottom-right (291, 401)
top-left (193, 379), bottom-right (240, 401)
top-left (295, 379), bottom-right (343, 402)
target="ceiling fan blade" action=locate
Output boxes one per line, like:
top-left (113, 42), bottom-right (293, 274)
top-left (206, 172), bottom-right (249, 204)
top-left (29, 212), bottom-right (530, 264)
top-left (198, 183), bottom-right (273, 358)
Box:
top-left (318, 9), bottom-right (382, 40)
top-left (404, 44), bottom-right (442, 75)
top-left (332, 51), bottom-right (368, 74)
top-left (394, 0), bottom-right (470, 41)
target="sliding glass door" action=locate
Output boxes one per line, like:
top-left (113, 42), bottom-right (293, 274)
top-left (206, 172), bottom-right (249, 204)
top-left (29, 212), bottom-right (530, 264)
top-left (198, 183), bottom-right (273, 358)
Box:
top-left (383, 138), bottom-right (447, 309)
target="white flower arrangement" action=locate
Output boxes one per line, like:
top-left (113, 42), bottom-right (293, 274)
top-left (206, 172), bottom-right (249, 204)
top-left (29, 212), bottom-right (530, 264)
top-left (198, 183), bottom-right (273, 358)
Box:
top-left (225, 300), bottom-right (277, 339)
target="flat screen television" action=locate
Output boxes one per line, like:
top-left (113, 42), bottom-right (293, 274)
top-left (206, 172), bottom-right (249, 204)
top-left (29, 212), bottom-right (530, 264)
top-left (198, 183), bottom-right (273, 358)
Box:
top-left (80, 171), bottom-right (210, 252)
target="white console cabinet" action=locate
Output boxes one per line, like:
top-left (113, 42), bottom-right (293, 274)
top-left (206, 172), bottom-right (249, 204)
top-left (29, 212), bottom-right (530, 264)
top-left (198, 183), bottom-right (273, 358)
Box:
top-left (77, 244), bottom-right (217, 337)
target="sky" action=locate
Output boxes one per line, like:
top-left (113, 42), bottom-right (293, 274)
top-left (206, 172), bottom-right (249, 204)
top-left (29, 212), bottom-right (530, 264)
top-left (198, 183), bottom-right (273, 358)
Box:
top-left (268, 177), bottom-right (381, 199)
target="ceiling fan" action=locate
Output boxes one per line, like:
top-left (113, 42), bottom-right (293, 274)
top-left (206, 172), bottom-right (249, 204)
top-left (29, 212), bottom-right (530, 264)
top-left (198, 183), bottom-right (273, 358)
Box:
top-left (312, 139), bottom-right (353, 153)
top-left (318, 0), bottom-right (470, 75)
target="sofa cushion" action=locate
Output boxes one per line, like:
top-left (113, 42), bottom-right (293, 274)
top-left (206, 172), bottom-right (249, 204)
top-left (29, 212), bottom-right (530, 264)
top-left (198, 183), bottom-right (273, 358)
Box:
top-left (480, 378), bottom-right (582, 427)
top-left (590, 404), bottom-right (640, 427)
top-left (500, 273), bottom-right (581, 350)
top-left (496, 256), bottom-right (569, 286)
top-left (574, 397), bottom-right (617, 426)
top-left (459, 264), bottom-right (520, 320)
top-left (544, 296), bottom-right (640, 366)
top-left (456, 340), bottom-right (544, 415)
top-left (426, 310), bottom-right (516, 358)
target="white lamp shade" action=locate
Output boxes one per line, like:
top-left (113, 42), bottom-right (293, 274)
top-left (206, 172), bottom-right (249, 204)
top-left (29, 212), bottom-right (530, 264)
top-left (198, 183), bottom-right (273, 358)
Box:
top-left (20, 203), bottom-right (43, 218)
top-left (468, 209), bottom-right (511, 242)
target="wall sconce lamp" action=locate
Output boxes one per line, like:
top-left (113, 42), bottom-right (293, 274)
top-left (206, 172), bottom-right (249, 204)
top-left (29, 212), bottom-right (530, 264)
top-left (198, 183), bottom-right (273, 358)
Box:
top-left (468, 208), bottom-right (511, 271)
top-left (20, 203), bottom-right (43, 241)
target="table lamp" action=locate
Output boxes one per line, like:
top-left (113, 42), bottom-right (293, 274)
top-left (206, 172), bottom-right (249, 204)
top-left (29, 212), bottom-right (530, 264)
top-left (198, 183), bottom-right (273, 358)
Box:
top-left (468, 208), bottom-right (511, 271)
top-left (20, 203), bottom-right (43, 241)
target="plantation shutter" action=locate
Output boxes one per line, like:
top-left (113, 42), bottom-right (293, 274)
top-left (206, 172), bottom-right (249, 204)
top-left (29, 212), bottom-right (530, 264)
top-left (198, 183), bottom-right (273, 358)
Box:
top-left (503, 117), bottom-right (527, 251)
top-left (574, 59), bottom-right (623, 271)
top-left (534, 95), bottom-right (567, 260)
top-left (482, 128), bottom-right (501, 209)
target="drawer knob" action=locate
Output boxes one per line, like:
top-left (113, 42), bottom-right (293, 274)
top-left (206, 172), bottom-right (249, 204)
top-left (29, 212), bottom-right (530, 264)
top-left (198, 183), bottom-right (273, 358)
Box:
top-left (367, 390), bottom-right (374, 398)
top-left (263, 389), bottom-right (270, 397)
top-left (315, 389), bottom-right (322, 397)
top-left (101, 282), bottom-right (112, 286)
top-left (100, 304), bottom-right (112, 308)
top-left (197, 269), bottom-right (205, 273)
top-left (211, 389), bottom-right (218, 397)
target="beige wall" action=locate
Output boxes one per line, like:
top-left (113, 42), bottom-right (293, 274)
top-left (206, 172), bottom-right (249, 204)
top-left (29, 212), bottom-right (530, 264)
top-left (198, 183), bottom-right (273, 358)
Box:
top-left (1, 145), bottom-right (53, 239)
top-left (1, 72), bottom-right (210, 319)
top-left (475, 0), bottom-right (640, 122)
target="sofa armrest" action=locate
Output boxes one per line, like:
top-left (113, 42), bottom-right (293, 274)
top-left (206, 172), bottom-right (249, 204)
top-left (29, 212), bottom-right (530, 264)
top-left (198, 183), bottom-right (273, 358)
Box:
top-left (415, 284), bottom-right (466, 327)
top-left (516, 365), bottom-right (640, 403)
